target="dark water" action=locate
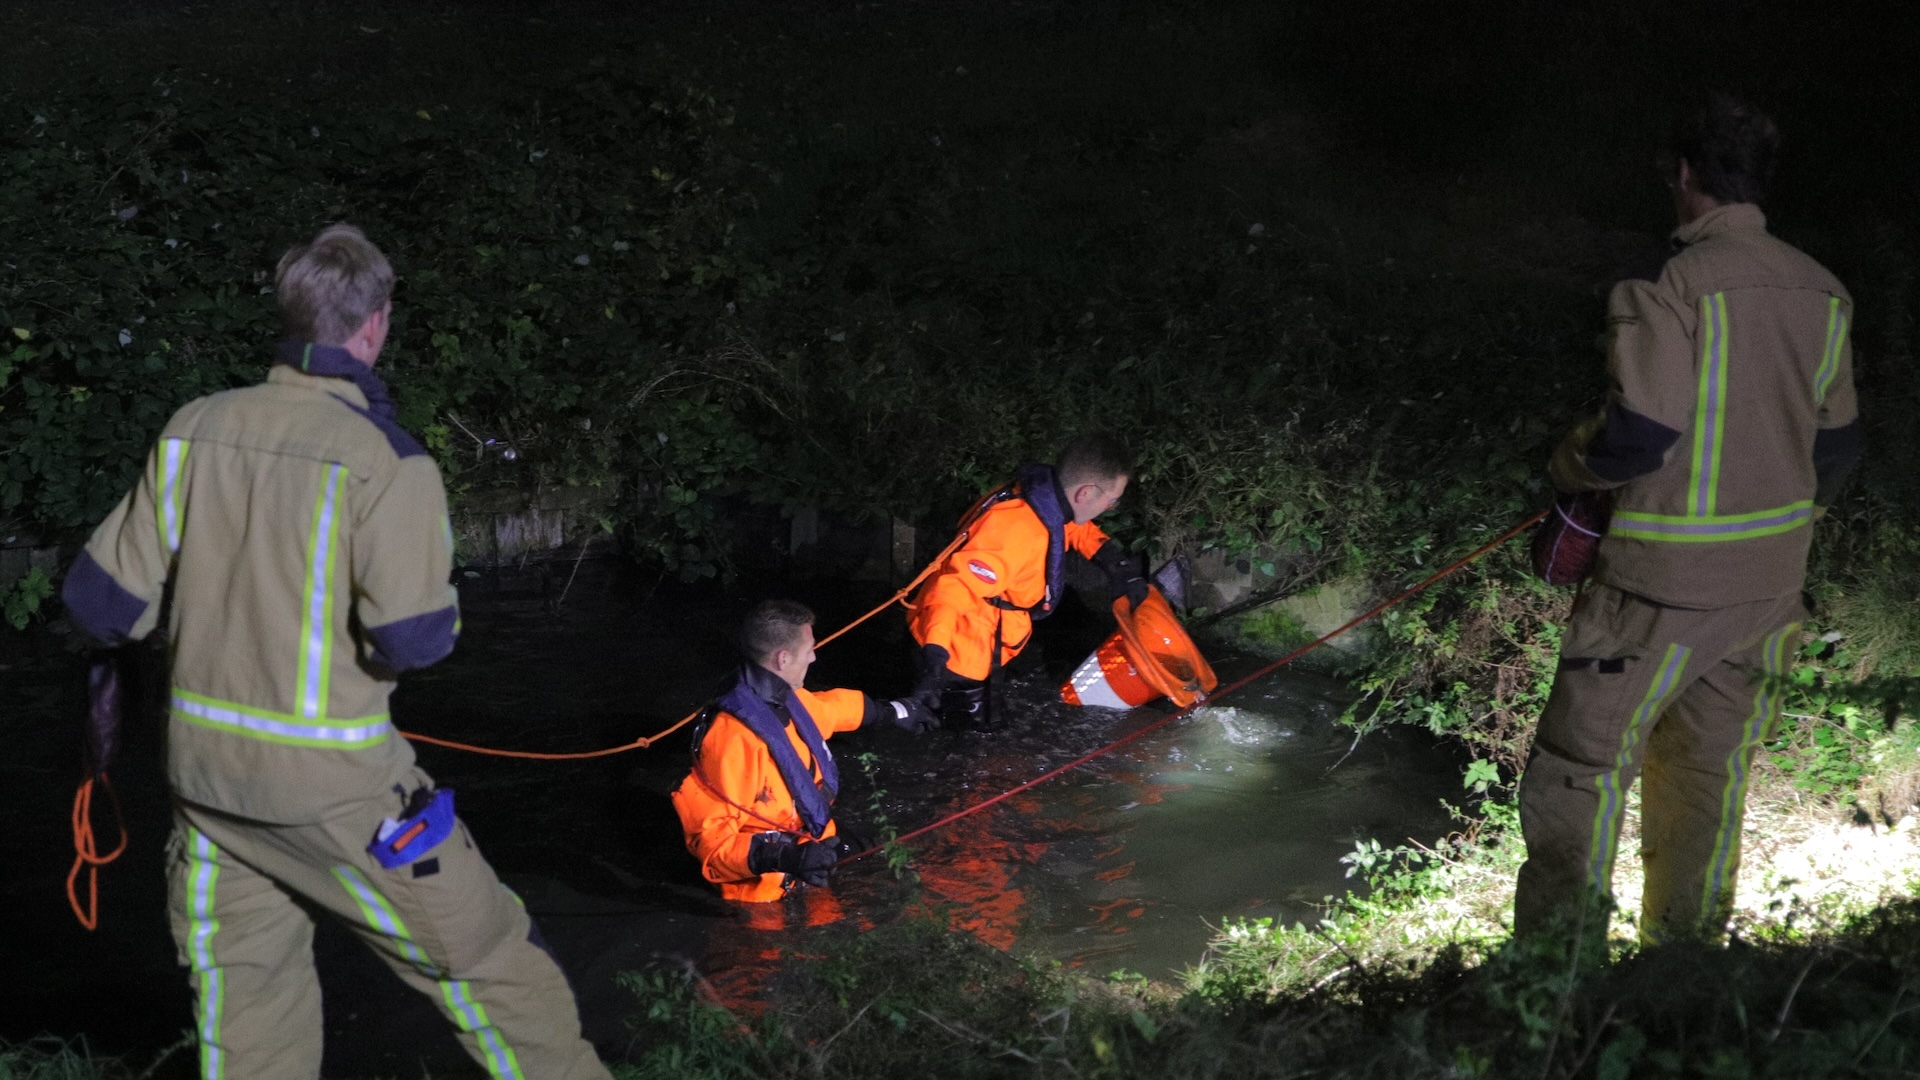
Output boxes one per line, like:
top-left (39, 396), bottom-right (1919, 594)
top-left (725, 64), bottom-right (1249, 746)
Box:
top-left (0, 560), bottom-right (1461, 1075)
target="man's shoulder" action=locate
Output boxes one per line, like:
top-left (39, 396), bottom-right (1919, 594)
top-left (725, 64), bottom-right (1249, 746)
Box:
top-left (1668, 225), bottom-right (1847, 303)
top-left (976, 494), bottom-right (1051, 542)
top-left (700, 710), bottom-right (772, 763)
top-left (181, 378), bottom-right (433, 476)
top-left (705, 708), bottom-right (760, 742)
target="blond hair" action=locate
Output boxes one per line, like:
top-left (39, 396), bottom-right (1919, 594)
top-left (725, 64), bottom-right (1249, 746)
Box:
top-left (274, 223), bottom-right (394, 345)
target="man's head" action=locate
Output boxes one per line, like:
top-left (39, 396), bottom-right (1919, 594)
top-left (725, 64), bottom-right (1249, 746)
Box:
top-left (1056, 433), bottom-right (1131, 524)
top-left (275, 223), bottom-right (395, 367)
top-left (742, 599), bottom-right (817, 690)
top-left (1665, 92), bottom-right (1780, 224)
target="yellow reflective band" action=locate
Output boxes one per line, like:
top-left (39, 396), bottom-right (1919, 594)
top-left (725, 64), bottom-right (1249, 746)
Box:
top-left (171, 689), bottom-right (391, 749)
top-left (296, 465), bottom-right (345, 720)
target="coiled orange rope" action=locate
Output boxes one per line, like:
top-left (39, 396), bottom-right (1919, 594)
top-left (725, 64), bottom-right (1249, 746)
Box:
top-left (67, 774), bottom-right (128, 931)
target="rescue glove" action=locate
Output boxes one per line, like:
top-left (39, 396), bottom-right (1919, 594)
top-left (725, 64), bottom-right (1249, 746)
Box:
top-left (888, 697), bottom-right (940, 734)
top-left (1091, 541), bottom-right (1150, 609)
top-left (747, 831), bottom-right (841, 888)
top-left (909, 643), bottom-right (954, 713)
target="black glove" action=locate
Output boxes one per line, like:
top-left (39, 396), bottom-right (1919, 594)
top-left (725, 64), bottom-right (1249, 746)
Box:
top-left (747, 831), bottom-right (841, 887)
top-left (1090, 540), bottom-right (1150, 609)
top-left (909, 643), bottom-right (953, 712)
top-left (887, 697), bottom-right (940, 734)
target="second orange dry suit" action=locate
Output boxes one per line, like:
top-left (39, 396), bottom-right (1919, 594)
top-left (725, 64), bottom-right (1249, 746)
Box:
top-left (670, 664), bottom-right (887, 902)
top-left (909, 464), bottom-right (1116, 683)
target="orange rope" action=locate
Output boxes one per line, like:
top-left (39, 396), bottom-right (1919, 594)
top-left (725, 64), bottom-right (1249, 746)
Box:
top-left (395, 529), bottom-right (972, 760)
top-left (67, 774), bottom-right (128, 932)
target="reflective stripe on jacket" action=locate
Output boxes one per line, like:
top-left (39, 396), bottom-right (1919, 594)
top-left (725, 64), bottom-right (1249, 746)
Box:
top-left (909, 466), bottom-right (1110, 682)
top-left (669, 669), bottom-right (870, 903)
top-left (1549, 203), bottom-right (1862, 608)
top-left (62, 344), bottom-right (459, 823)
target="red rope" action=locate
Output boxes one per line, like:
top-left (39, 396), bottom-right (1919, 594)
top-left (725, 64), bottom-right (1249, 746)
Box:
top-left (855, 509), bottom-right (1548, 860)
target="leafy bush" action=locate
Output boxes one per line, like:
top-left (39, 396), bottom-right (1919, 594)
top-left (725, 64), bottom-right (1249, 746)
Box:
top-left (0, 64), bottom-right (778, 574)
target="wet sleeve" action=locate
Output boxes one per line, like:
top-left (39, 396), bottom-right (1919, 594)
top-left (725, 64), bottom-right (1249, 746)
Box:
top-left (351, 456), bottom-right (461, 671)
top-left (673, 719), bottom-right (776, 885)
top-left (1066, 521), bottom-right (1112, 560)
top-left (801, 687), bottom-right (872, 735)
top-left (1548, 280), bottom-right (1690, 492)
top-left (63, 439), bottom-right (182, 645)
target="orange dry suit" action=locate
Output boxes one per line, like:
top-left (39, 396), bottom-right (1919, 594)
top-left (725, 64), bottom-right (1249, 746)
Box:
top-left (670, 663), bottom-right (883, 902)
top-left (909, 464), bottom-right (1114, 683)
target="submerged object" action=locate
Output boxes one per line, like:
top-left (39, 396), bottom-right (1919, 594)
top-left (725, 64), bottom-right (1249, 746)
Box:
top-left (1060, 586), bottom-right (1219, 709)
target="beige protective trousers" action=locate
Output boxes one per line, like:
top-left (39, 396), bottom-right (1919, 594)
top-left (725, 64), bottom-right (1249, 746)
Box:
top-left (166, 771), bottom-right (610, 1080)
top-left (1514, 583), bottom-right (1804, 942)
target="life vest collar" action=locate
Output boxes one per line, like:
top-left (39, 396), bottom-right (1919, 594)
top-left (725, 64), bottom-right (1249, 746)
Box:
top-left (714, 663), bottom-right (838, 838)
top-left (993, 463), bottom-right (1070, 620)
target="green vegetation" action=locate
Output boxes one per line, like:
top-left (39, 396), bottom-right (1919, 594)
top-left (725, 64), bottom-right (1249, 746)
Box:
top-left (0, 1034), bottom-right (188, 1080)
top-left (5, 0), bottom-right (1919, 1074)
top-left (607, 895), bottom-right (1920, 1079)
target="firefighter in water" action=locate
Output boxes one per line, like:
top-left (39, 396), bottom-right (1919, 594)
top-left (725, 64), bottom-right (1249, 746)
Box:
top-left (671, 600), bottom-right (938, 902)
top-left (1514, 93), bottom-right (1865, 943)
top-left (61, 225), bottom-right (609, 1079)
top-left (907, 434), bottom-right (1150, 727)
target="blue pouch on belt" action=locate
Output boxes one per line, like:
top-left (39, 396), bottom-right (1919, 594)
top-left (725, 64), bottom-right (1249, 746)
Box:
top-left (369, 787), bottom-right (456, 869)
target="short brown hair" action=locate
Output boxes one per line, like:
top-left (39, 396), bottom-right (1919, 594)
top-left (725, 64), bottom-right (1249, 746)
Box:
top-left (274, 223), bottom-right (394, 345)
top-left (1669, 91), bottom-right (1780, 206)
top-left (1056, 433), bottom-right (1133, 490)
top-left (740, 599), bottom-right (814, 665)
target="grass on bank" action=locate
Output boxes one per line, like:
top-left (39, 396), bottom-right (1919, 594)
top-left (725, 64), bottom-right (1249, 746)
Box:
top-left (600, 751), bottom-right (1920, 1080)
top-left (3, 1), bottom-right (1919, 1075)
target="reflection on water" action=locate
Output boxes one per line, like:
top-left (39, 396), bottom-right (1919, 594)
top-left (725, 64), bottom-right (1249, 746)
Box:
top-left (715, 665), bottom-right (1463, 987)
top-left (0, 561), bottom-right (1466, 1066)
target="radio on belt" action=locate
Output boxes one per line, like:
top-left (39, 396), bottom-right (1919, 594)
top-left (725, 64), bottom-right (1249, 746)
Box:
top-left (369, 786), bottom-right (456, 870)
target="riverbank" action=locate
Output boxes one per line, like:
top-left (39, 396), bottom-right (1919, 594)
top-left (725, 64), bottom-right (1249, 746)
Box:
top-left (4, 0), bottom-right (1918, 1075)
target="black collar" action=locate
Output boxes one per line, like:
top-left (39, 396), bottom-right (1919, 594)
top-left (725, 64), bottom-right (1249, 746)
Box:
top-left (741, 662), bottom-right (794, 710)
top-left (274, 341), bottom-right (397, 420)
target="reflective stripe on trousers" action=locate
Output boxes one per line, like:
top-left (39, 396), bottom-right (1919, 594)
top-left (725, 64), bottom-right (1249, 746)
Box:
top-left (331, 866), bottom-right (527, 1080)
top-left (1586, 644), bottom-right (1691, 889)
top-left (1700, 623), bottom-right (1797, 918)
top-left (185, 828), bottom-right (226, 1080)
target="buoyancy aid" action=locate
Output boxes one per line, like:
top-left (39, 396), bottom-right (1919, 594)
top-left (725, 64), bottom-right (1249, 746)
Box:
top-left (972, 463), bottom-right (1070, 621)
top-left (694, 665), bottom-right (839, 839)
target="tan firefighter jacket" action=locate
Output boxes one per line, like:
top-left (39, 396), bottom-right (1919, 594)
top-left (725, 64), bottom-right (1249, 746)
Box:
top-left (1550, 203), bottom-right (1864, 608)
top-left (63, 342), bottom-right (459, 823)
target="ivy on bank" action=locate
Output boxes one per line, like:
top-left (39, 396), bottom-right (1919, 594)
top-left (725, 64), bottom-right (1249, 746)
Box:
top-left (0, 64), bottom-right (778, 576)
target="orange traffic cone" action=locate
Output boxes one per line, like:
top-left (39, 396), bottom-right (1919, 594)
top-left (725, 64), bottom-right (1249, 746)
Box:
top-left (1060, 587), bottom-right (1218, 709)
